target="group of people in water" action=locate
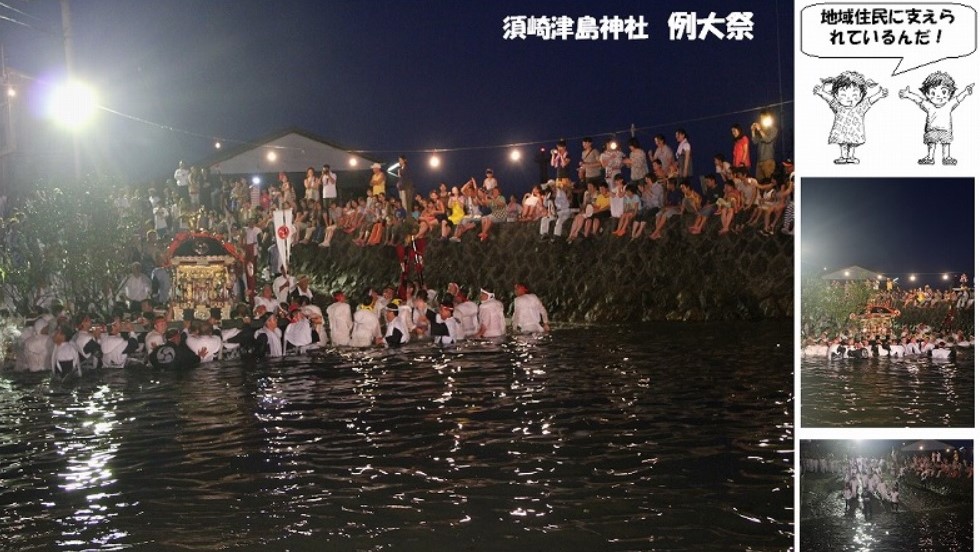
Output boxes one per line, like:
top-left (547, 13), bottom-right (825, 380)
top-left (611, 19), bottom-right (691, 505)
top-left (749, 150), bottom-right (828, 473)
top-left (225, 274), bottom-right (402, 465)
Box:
top-left (801, 327), bottom-right (970, 361)
top-left (803, 449), bottom-right (973, 517)
top-left (10, 279), bottom-right (550, 374)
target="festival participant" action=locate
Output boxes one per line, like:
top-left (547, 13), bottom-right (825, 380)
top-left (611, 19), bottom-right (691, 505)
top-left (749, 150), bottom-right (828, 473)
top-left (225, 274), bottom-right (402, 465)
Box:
top-left (732, 167), bottom-right (759, 233)
top-left (185, 320), bottom-right (222, 362)
top-left (72, 314), bottom-right (103, 369)
top-left (254, 284), bottom-right (281, 315)
top-left (302, 304), bottom-right (329, 348)
top-left (319, 200), bottom-right (341, 247)
top-left (289, 275), bottom-right (315, 303)
top-left (118, 262), bottom-right (152, 311)
top-left (476, 288), bottom-right (506, 338)
top-left (51, 324), bottom-right (80, 377)
top-left (150, 254), bottom-right (172, 305)
top-left (396, 295), bottom-right (415, 337)
top-left (351, 295), bottom-right (383, 348)
top-left (284, 306), bottom-right (319, 351)
top-left (587, 182), bottom-right (612, 236)
top-left (374, 287), bottom-right (395, 321)
top-left (598, 138), bottom-right (623, 189)
top-left (512, 282), bottom-right (549, 334)
top-left (449, 180), bottom-right (476, 240)
top-left (254, 313), bottom-right (284, 358)
top-left (537, 180), bottom-right (569, 239)
top-left (551, 139), bottom-right (571, 186)
top-left (482, 168), bottom-right (498, 192)
top-left (273, 267), bottom-right (296, 305)
top-left (453, 287), bottom-right (480, 338)
top-left (369, 163), bottom-right (386, 197)
top-left (320, 164), bottom-right (337, 208)
top-left (17, 318), bottom-right (52, 372)
top-left (629, 173), bottom-right (660, 239)
top-left (519, 185), bottom-right (545, 222)
top-left (303, 167), bottom-right (319, 201)
top-left (689, 175), bottom-right (722, 235)
top-left (749, 110), bottom-right (777, 181)
top-left (578, 137), bottom-right (603, 189)
top-left (150, 328), bottom-right (205, 370)
top-left (731, 123), bottom-right (751, 169)
top-left (414, 295), bottom-right (456, 346)
top-left (174, 160), bottom-right (191, 201)
top-left (648, 177), bottom-right (683, 240)
top-left (144, 316), bottom-right (168, 352)
top-left (675, 128), bottom-right (693, 178)
top-left (611, 184), bottom-right (640, 237)
top-left (327, 291), bottom-right (353, 347)
top-left (712, 154), bottom-right (733, 184)
top-left (99, 317), bottom-right (140, 368)
top-left (383, 302), bottom-right (410, 348)
top-left (565, 181), bottom-right (598, 243)
top-left (760, 177), bottom-right (793, 236)
top-left (621, 137), bottom-right (648, 187)
top-left (650, 134), bottom-right (674, 175)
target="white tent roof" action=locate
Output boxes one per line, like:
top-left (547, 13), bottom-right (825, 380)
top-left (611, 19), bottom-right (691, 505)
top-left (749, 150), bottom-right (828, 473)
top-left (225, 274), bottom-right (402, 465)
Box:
top-left (821, 265), bottom-right (883, 281)
top-left (205, 128), bottom-right (378, 175)
top-left (900, 440), bottom-right (954, 452)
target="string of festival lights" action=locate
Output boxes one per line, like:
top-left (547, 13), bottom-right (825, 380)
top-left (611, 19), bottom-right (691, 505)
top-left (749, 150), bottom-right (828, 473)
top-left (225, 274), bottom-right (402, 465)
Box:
top-left (804, 262), bottom-right (972, 284)
top-left (5, 67), bottom-right (793, 168)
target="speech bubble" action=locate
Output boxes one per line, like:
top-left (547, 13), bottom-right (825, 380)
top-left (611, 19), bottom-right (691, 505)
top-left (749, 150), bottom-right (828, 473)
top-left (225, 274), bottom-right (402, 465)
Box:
top-left (802, 3), bottom-right (977, 75)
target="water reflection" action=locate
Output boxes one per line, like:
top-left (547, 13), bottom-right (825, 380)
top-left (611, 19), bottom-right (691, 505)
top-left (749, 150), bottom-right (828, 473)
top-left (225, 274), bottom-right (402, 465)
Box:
top-left (48, 384), bottom-right (128, 550)
top-left (802, 355), bottom-right (974, 427)
top-left (1, 323), bottom-right (791, 550)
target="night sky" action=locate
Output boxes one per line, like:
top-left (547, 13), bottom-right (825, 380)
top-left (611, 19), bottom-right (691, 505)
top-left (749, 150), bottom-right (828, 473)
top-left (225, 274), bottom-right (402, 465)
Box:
top-left (801, 177), bottom-right (974, 286)
top-left (1, 0), bottom-right (793, 195)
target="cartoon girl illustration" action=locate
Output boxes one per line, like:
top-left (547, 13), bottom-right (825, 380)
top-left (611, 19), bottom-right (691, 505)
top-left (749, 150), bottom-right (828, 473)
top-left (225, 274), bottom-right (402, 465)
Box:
top-left (898, 71), bottom-right (974, 166)
top-left (813, 71), bottom-right (888, 164)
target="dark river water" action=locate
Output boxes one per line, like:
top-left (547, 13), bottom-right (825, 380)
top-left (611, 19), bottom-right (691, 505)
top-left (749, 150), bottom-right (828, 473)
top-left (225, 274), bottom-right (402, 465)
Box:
top-left (0, 323), bottom-right (792, 551)
top-left (801, 354), bottom-right (974, 427)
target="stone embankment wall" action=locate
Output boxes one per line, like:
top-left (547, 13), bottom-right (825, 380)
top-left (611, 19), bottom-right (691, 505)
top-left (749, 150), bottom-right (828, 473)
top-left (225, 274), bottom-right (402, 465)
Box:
top-left (293, 222), bottom-right (793, 323)
top-left (896, 305), bottom-right (975, 336)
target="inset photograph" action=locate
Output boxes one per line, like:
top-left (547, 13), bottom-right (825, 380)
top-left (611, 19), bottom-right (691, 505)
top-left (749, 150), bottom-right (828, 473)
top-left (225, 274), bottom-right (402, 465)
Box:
top-left (801, 178), bottom-right (974, 427)
top-left (800, 439), bottom-right (973, 551)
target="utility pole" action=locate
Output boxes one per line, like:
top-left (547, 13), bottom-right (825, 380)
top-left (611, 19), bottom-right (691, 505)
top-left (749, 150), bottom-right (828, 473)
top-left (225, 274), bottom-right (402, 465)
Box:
top-left (60, 0), bottom-right (81, 180)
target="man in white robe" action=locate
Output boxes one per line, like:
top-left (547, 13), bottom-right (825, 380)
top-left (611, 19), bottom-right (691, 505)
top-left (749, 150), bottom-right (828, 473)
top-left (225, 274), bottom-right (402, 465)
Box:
top-left (511, 283), bottom-right (550, 334)
top-left (476, 288), bottom-right (506, 338)
top-left (326, 291), bottom-right (353, 347)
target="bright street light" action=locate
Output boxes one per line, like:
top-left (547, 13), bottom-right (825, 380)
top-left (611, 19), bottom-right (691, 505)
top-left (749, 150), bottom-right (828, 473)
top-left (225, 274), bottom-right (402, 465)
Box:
top-left (48, 80), bottom-right (98, 130)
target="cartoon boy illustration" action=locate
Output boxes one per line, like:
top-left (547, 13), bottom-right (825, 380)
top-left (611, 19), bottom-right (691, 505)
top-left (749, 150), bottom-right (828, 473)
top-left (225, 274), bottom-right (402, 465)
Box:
top-left (898, 71), bottom-right (974, 166)
top-left (813, 71), bottom-right (888, 164)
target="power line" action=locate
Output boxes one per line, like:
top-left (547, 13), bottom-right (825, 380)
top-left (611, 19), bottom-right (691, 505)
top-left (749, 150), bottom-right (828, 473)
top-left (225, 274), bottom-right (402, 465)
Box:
top-left (348, 100), bottom-right (794, 154)
top-left (0, 2), bottom-right (43, 22)
top-left (13, 65), bottom-right (793, 159)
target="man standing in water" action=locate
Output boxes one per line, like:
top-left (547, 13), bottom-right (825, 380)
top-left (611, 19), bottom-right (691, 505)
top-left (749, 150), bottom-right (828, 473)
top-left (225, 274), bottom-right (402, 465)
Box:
top-left (150, 328), bottom-right (205, 370)
top-left (476, 288), bottom-right (506, 338)
top-left (512, 282), bottom-right (549, 334)
top-left (326, 291), bottom-right (353, 347)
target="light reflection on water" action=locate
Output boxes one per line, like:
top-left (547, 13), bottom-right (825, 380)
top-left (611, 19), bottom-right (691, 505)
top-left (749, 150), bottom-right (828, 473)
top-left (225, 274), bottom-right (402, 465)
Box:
top-left (801, 355), bottom-right (974, 427)
top-left (1, 323), bottom-right (791, 550)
